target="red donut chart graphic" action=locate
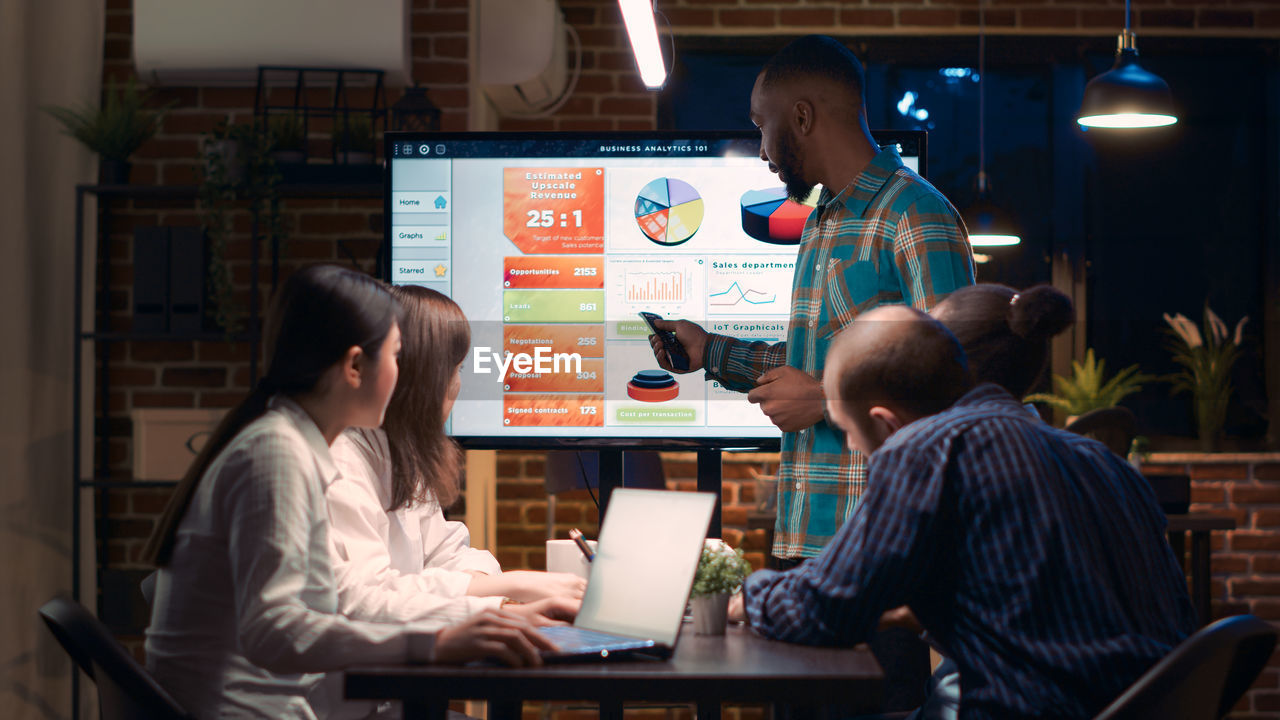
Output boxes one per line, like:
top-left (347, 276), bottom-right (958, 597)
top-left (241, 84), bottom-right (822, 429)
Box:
top-left (626, 369), bottom-right (680, 403)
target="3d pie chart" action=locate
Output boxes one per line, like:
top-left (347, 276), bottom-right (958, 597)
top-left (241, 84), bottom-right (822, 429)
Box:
top-left (635, 178), bottom-right (704, 247)
top-left (739, 188), bottom-right (817, 245)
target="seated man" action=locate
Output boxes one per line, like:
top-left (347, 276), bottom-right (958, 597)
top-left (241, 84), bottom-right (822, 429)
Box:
top-left (735, 305), bottom-right (1196, 718)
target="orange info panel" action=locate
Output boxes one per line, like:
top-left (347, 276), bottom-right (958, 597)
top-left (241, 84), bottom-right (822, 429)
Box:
top-left (503, 324), bottom-right (604, 359)
top-left (503, 358), bottom-right (605, 393)
top-left (502, 167), bottom-right (605, 254)
top-left (503, 256), bottom-right (605, 289)
top-left (504, 394), bottom-right (605, 427)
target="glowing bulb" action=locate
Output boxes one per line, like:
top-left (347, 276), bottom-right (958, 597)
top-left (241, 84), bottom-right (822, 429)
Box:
top-left (1077, 113), bottom-right (1177, 129)
top-left (617, 0), bottom-right (667, 89)
top-left (968, 234), bottom-right (1022, 247)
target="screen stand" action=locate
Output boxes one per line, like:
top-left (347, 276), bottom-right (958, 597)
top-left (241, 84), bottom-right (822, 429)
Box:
top-left (598, 450), bottom-right (622, 523)
top-left (596, 449), bottom-right (722, 539)
top-left (697, 449), bottom-right (723, 538)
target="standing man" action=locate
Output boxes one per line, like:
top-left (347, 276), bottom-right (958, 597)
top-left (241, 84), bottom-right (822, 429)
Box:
top-left (649, 36), bottom-right (974, 710)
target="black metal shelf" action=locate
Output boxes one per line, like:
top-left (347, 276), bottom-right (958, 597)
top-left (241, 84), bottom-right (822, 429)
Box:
top-left (72, 163), bottom-right (384, 720)
top-left (78, 330), bottom-right (256, 343)
top-left (81, 330), bottom-right (255, 342)
top-left (79, 181), bottom-right (382, 199)
top-left (77, 479), bottom-right (181, 489)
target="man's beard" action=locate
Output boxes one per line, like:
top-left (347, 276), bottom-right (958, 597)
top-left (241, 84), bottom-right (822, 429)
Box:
top-left (775, 129), bottom-right (815, 204)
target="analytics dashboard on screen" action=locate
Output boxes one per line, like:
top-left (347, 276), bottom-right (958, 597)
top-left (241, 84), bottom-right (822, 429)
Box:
top-left (384, 131), bottom-right (923, 446)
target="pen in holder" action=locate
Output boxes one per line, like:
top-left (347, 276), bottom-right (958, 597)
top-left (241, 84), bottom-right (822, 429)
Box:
top-left (546, 533), bottom-right (597, 580)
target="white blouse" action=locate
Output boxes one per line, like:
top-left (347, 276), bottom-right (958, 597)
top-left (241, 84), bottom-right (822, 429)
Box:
top-left (145, 397), bottom-right (440, 720)
top-left (326, 427), bottom-right (503, 624)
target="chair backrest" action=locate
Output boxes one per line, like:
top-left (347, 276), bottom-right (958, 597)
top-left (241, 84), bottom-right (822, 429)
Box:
top-left (1145, 473), bottom-right (1192, 516)
top-left (1065, 406), bottom-right (1138, 457)
top-left (38, 595), bottom-right (193, 720)
top-left (1094, 614), bottom-right (1277, 720)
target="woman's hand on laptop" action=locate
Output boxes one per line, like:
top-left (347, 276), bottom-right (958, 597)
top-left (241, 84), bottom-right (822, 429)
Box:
top-left (503, 596), bottom-right (580, 626)
top-left (512, 571), bottom-right (588, 602)
top-left (468, 570), bottom-right (587, 603)
top-left (434, 609), bottom-right (556, 667)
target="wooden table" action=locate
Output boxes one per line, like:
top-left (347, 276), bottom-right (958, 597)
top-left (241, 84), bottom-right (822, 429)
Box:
top-left (345, 624), bottom-right (883, 720)
top-left (1166, 513), bottom-right (1237, 626)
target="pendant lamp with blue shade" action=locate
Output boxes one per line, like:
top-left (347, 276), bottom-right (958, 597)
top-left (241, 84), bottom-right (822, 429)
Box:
top-left (1077, 0), bottom-right (1177, 129)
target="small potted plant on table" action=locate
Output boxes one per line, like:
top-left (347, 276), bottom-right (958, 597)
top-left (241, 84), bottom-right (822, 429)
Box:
top-left (691, 539), bottom-right (751, 635)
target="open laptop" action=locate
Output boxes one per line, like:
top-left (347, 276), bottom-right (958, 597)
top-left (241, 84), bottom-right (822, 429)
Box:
top-left (538, 488), bottom-right (716, 662)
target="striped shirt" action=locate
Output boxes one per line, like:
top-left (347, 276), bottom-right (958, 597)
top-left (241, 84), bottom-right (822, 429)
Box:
top-left (704, 146), bottom-right (974, 558)
top-left (743, 384), bottom-right (1198, 719)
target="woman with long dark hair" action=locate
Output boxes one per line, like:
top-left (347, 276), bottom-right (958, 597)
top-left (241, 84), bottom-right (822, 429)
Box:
top-left (326, 285), bottom-right (583, 626)
top-left (143, 266), bottom-right (557, 720)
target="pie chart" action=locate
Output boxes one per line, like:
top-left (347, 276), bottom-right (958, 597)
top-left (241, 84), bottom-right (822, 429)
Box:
top-left (635, 178), bottom-right (704, 247)
top-left (740, 188), bottom-right (817, 245)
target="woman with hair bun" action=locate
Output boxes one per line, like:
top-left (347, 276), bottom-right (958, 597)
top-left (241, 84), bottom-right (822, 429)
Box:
top-left (931, 282), bottom-right (1075, 399)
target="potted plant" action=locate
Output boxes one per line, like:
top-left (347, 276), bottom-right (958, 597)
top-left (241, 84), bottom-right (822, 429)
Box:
top-left (1025, 348), bottom-right (1152, 425)
top-left (690, 539), bottom-right (751, 635)
top-left (1164, 305), bottom-right (1249, 452)
top-left (268, 112), bottom-right (306, 165)
top-left (44, 76), bottom-right (173, 184)
top-left (332, 113), bottom-right (376, 165)
top-left (198, 121), bottom-right (283, 335)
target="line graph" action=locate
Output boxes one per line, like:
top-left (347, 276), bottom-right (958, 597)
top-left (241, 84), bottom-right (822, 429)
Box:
top-left (709, 282), bottom-right (777, 307)
top-left (706, 259), bottom-right (794, 319)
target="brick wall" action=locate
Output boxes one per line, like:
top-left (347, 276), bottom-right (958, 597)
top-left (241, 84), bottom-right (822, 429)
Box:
top-left (90, 0), bottom-right (1280, 714)
top-left (493, 451), bottom-right (776, 571)
top-left (1140, 455), bottom-right (1280, 718)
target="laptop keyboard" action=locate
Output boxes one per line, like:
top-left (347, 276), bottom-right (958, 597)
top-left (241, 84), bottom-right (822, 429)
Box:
top-left (538, 625), bottom-right (656, 653)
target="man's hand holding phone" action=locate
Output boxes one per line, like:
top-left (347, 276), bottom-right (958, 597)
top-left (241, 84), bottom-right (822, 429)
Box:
top-left (642, 313), bottom-right (708, 373)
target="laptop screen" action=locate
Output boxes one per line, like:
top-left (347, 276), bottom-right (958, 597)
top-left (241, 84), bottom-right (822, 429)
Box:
top-left (575, 489), bottom-right (716, 645)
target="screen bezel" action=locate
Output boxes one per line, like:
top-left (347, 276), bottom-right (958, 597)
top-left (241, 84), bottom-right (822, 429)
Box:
top-left (382, 130), bottom-right (926, 450)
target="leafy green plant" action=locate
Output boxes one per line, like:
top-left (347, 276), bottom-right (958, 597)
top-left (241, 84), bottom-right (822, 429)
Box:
top-left (332, 113), bottom-right (376, 154)
top-left (1026, 348), bottom-right (1153, 418)
top-left (1163, 305), bottom-right (1248, 451)
top-left (268, 112), bottom-right (305, 152)
top-left (692, 540), bottom-right (751, 597)
top-left (44, 77), bottom-right (173, 161)
top-left (199, 121), bottom-right (284, 335)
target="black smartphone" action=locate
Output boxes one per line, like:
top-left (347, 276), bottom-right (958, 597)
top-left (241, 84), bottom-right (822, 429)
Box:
top-left (639, 311), bottom-right (690, 372)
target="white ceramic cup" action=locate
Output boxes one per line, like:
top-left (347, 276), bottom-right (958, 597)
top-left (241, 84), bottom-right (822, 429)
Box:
top-left (546, 538), bottom-right (597, 580)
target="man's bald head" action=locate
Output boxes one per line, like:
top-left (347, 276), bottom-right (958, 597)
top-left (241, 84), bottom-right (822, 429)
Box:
top-left (827, 305), bottom-right (972, 424)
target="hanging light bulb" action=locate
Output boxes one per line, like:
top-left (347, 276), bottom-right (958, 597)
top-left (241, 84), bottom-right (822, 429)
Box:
top-left (965, 172), bottom-right (1022, 247)
top-left (1077, 0), bottom-right (1177, 128)
top-left (963, 0), bottom-right (1021, 249)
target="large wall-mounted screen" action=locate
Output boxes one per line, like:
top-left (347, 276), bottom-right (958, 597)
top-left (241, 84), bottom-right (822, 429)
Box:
top-left (384, 131), bottom-right (924, 448)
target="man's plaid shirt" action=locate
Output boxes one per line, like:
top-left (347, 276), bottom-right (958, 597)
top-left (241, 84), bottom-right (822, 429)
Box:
top-left (704, 147), bottom-right (974, 558)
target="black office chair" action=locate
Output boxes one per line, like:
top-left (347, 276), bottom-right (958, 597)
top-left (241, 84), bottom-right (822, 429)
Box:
top-left (38, 595), bottom-right (193, 720)
top-left (1064, 406), bottom-right (1138, 458)
top-left (1094, 614), bottom-right (1277, 719)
